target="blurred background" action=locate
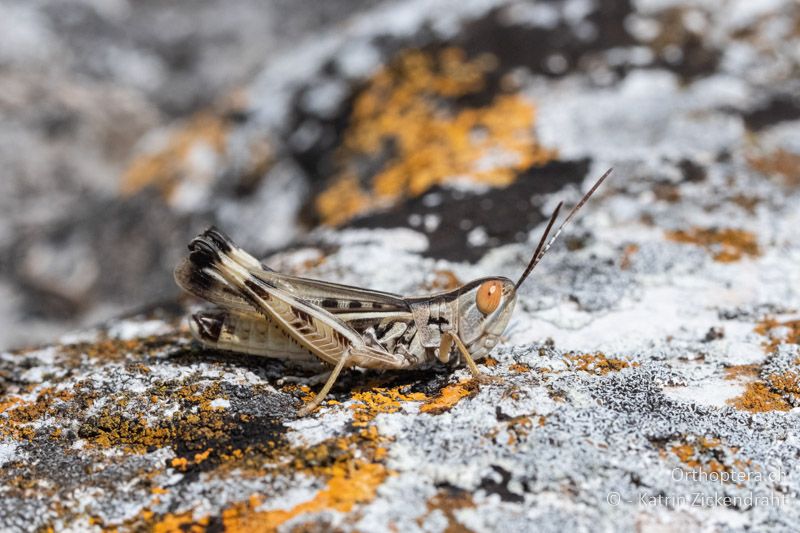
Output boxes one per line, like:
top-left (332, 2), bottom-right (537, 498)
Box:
top-left (1, 0), bottom-right (798, 349)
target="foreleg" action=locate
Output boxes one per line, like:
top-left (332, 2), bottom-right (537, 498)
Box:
top-left (439, 332), bottom-right (501, 384)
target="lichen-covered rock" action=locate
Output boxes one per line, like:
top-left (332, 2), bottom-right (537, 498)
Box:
top-left (2, 187), bottom-right (800, 531)
top-left (2, 0), bottom-right (800, 530)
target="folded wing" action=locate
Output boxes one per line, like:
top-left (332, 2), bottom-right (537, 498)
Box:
top-left (177, 227), bottom-right (411, 369)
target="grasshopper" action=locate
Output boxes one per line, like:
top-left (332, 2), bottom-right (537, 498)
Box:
top-left (175, 169), bottom-right (611, 415)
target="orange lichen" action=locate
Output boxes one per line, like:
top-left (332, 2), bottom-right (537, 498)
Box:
top-left (417, 488), bottom-right (475, 532)
top-left (619, 244), bottom-right (639, 270)
top-left (420, 381), bottom-right (478, 415)
top-left (65, 379), bottom-right (279, 464)
top-left (0, 387), bottom-right (74, 440)
top-left (61, 333), bottom-right (186, 364)
top-left (766, 372), bottom-right (800, 404)
top-left (729, 381), bottom-right (791, 413)
top-left (724, 364), bottom-right (760, 380)
top-left (726, 336), bottom-right (800, 411)
top-left (505, 415), bottom-right (534, 446)
top-left (121, 93), bottom-right (273, 203)
top-left (509, 363), bottom-right (530, 373)
top-left (194, 449), bottom-right (213, 464)
top-left (747, 148), bottom-right (800, 186)
top-left (671, 443), bottom-right (697, 466)
top-left (315, 47), bottom-right (556, 225)
top-left (670, 436), bottom-right (733, 474)
top-left (176, 382), bottom-right (228, 412)
top-left (730, 194), bottom-right (760, 214)
top-left (88, 405), bottom-right (231, 455)
top-left (138, 402), bottom-right (392, 530)
top-left (222, 462), bottom-right (387, 532)
top-left (170, 457), bottom-right (189, 470)
top-left (280, 384), bottom-right (315, 406)
top-left (666, 227), bottom-right (760, 262)
top-left (349, 386), bottom-right (427, 426)
top-left (427, 270), bottom-right (463, 291)
top-left (283, 428), bottom-right (388, 480)
top-left (2, 328), bottom-right (406, 531)
top-left (0, 397), bottom-right (23, 415)
top-left (565, 352), bottom-right (634, 375)
top-left (314, 174), bottom-right (373, 227)
top-left (754, 317), bottom-right (800, 353)
top-left (152, 510), bottom-right (209, 533)
top-left (122, 112), bottom-right (228, 196)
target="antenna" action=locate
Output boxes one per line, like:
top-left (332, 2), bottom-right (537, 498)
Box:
top-left (516, 201), bottom-right (562, 289)
top-left (515, 168), bottom-right (613, 289)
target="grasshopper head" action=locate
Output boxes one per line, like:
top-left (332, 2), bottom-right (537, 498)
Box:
top-left (452, 168), bottom-right (612, 362)
top-left (457, 277), bottom-right (518, 359)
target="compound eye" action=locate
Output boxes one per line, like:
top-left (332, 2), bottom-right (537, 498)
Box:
top-left (476, 281), bottom-right (502, 315)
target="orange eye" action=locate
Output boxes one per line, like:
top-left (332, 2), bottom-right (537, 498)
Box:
top-left (476, 281), bottom-right (502, 315)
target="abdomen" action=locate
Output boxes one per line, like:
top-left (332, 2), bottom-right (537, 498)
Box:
top-left (189, 309), bottom-right (319, 365)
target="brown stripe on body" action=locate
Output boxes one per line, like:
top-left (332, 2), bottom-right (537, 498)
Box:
top-left (244, 279), bottom-right (271, 300)
top-left (317, 297), bottom-right (386, 313)
top-left (321, 298), bottom-right (339, 309)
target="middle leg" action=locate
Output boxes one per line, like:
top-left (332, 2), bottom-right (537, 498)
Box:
top-left (298, 349), bottom-right (351, 416)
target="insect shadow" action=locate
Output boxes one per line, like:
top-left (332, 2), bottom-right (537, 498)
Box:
top-left (168, 341), bottom-right (454, 401)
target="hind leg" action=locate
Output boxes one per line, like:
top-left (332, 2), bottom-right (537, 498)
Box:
top-left (277, 370), bottom-right (333, 387)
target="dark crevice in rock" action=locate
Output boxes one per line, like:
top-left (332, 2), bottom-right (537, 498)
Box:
top-left (457, 0), bottom-right (636, 82)
top-left (172, 411), bottom-right (289, 478)
top-left (348, 159), bottom-right (590, 262)
top-left (743, 95), bottom-right (800, 131)
top-left (678, 158), bottom-right (708, 183)
top-left (480, 464), bottom-right (525, 503)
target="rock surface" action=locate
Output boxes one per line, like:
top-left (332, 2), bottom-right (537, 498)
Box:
top-left (2, 0), bottom-right (800, 531)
